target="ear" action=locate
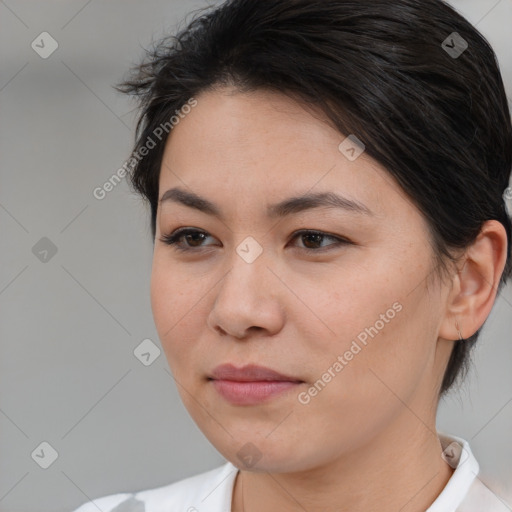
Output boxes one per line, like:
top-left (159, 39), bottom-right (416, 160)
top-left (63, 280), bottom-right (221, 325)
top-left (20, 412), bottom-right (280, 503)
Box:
top-left (439, 220), bottom-right (508, 341)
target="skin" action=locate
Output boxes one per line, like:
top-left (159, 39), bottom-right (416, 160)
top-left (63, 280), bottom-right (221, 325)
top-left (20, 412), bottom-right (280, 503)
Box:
top-left (150, 87), bottom-right (508, 512)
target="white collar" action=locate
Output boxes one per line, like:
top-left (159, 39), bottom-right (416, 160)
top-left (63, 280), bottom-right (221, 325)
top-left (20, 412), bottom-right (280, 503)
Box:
top-left (425, 432), bottom-right (479, 512)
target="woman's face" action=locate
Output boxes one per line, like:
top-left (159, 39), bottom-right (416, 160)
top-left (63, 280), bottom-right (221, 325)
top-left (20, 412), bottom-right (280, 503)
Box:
top-left (151, 87), bottom-right (453, 472)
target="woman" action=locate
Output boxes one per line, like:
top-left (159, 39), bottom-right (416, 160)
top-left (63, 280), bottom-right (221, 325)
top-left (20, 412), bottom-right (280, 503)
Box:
top-left (74, 0), bottom-right (512, 510)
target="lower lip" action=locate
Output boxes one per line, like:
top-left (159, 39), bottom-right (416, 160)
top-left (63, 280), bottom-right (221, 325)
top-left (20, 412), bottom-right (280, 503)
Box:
top-left (211, 379), bottom-right (302, 405)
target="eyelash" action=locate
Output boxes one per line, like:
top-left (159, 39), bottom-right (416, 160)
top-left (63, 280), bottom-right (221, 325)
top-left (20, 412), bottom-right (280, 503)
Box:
top-left (158, 228), bottom-right (351, 253)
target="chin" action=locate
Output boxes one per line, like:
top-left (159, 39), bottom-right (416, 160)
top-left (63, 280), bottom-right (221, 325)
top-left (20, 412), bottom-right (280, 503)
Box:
top-left (206, 432), bottom-right (316, 474)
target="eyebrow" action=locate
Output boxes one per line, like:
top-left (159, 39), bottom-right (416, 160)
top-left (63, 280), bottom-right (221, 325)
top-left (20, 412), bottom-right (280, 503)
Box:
top-left (159, 187), bottom-right (374, 219)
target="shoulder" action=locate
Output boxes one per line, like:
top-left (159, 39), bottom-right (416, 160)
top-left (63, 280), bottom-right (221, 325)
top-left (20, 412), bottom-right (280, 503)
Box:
top-left (71, 461), bottom-right (238, 512)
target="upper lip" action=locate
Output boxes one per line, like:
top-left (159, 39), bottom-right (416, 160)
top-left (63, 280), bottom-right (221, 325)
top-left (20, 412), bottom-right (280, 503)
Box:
top-left (209, 364), bottom-right (302, 382)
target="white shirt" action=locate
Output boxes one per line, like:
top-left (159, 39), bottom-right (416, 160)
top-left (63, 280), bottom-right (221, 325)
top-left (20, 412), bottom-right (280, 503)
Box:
top-left (72, 433), bottom-right (510, 512)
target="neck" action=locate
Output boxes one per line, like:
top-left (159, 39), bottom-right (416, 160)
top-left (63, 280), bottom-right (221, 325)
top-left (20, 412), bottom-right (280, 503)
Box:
top-left (231, 411), bottom-right (454, 512)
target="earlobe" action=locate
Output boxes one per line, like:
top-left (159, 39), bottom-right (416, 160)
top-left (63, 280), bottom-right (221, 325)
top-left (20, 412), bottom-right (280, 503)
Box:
top-left (439, 220), bottom-right (508, 341)
top-left (454, 319), bottom-right (464, 341)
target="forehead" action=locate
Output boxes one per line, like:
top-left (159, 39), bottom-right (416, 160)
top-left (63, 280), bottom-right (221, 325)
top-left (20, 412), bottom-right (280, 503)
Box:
top-left (157, 88), bottom-right (410, 221)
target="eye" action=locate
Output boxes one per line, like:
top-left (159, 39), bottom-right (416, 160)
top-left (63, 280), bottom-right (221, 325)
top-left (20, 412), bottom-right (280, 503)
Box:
top-left (290, 229), bottom-right (350, 251)
top-left (159, 228), bottom-right (217, 251)
top-left (159, 228), bottom-right (351, 253)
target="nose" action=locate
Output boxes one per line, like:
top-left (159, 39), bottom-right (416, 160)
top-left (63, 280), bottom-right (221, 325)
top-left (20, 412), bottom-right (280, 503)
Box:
top-left (206, 248), bottom-right (286, 340)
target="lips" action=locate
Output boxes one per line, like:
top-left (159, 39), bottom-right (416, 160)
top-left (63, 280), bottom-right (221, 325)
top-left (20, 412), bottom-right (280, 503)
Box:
top-left (208, 364), bottom-right (304, 405)
top-left (209, 363), bottom-right (302, 382)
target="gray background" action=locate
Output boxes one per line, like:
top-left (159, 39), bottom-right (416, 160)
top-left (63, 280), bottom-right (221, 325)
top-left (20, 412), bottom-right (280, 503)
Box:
top-left (1, 1), bottom-right (511, 511)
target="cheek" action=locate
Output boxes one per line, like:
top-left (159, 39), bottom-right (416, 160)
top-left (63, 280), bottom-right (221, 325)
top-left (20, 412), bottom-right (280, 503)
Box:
top-left (326, 285), bottom-right (438, 418)
top-left (293, 304), bottom-right (435, 456)
top-left (150, 257), bottom-right (201, 363)
top-left (293, 260), bottom-right (399, 355)
top-left (150, 260), bottom-right (175, 337)
top-left (315, 257), bottom-right (437, 394)
top-left (150, 252), bottom-right (202, 323)
top-left (150, 253), bottom-right (226, 384)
